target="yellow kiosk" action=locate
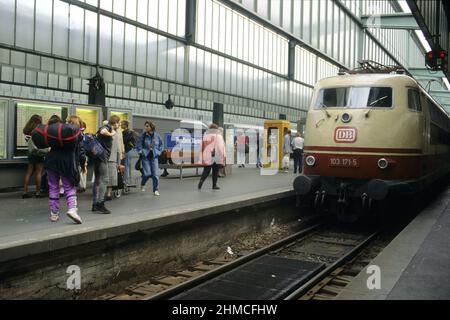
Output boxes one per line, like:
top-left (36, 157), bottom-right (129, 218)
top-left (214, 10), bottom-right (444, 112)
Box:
top-left (263, 120), bottom-right (292, 169)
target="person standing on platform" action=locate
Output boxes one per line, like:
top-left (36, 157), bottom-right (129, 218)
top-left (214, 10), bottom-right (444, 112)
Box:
top-left (291, 133), bottom-right (304, 174)
top-left (45, 115), bottom-right (85, 224)
top-left (198, 123), bottom-right (225, 190)
top-left (256, 131), bottom-right (262, 168)
top-left (92, 115), bottom-right (120, 214)
top-left (136, 121), bottom-right (163, 196)
top-left (282, 129), bottom-right (292, 173)
top-left (47, 115), bottom-right (66, 196)
top-left (236, 129), bottom-right (246, 168)
top-left (22, 114), bottom-right (48, 199)
top-left (121, 120), bottom-right (137, 186)
top-left (105, 121), bottom-right (122, 201)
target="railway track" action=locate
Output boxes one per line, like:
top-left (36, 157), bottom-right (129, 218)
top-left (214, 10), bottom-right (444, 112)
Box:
top-left (97, 221), bottom-right (381, 300)
top-left (96, 222), bottom-right (322, 300)
top-left (295, 237), bottom-right (389, 300)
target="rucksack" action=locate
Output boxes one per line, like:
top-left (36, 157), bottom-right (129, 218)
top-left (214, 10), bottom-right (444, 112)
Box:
top-left (32, 123), bottom-right (81, 149)
top-left (83, 134), bottom-right (107, 161)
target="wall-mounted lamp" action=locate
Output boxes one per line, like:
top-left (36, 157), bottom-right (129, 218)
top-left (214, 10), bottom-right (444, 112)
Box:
top-left (165, 94), bottom-right (174, 110)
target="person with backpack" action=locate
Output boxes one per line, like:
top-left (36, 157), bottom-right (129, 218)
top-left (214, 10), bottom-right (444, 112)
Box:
top-left (47, 115), bottom-right (65, 196)
top-left (136, 121), bottom-right (163, 196)
top-left (91, 115), bottom-right (120, 214)
top-left (198, 123), bottom-right (225, 190)
top-left (44, 115), bottom-right (85, 224)
top-left (22, 114), bottom-right (49, 198)
top-left (121, 120), bottom-right (137, 186)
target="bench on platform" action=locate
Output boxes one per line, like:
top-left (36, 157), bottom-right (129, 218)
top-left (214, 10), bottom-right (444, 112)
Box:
top-left (159, 163), bottom-right (205, 179)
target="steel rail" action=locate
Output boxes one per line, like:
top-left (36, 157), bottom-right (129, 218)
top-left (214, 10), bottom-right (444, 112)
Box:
top-left (284, 231), bottom-right (379, 300)
top-left (146, 219), bottom-right (323, 300)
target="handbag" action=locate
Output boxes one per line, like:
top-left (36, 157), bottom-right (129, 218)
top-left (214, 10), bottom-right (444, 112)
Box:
top-left (135, 155), bottom-right (143, 171)
top-left (135, 133), bottom-right (147, 171)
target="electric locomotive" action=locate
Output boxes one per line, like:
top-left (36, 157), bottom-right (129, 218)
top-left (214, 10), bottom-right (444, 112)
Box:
top-left (293, 64), bottom-right (450, 222)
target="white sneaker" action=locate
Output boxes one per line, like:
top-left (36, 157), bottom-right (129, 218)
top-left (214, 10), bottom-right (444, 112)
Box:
top-left (67, 208), bottom-right (82, 224)
top-left (50, 212), bottom-right (60, 222)
top-left (141, 186), bottom-right (146, 192)
top-left (154, 190), bottom-right (160, 196)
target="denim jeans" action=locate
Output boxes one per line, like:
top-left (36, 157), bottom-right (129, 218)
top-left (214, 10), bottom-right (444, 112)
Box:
top-left (141, 157), bottom-right (160, 192)
top-left (124, 151), bottom-right (133, 185)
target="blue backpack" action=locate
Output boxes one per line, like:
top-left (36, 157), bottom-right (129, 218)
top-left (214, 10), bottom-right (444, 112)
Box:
top-left (83, 134), bottom-right (107, 161)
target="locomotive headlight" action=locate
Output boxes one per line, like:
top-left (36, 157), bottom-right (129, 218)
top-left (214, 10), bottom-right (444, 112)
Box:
top-left (305, 155), bottom-right (316, 166)
top-left (341, 113), bottom-right (352, 123)
top-left (377, 158), bottom-right (389, 169)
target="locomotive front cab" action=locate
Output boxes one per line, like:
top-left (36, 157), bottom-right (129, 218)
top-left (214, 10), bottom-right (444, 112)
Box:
top-left (294, 74), bottom-right (426, 221)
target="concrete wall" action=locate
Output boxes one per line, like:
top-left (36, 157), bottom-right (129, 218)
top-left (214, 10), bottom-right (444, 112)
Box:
top-left (0, 163), bottom-right (28, 190)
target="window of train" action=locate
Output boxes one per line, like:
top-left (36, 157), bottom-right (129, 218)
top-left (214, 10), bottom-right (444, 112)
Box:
top-left (0, 100), bottom-right (7, 159)
top-left (315, 88), bottom-right (349, 108)
top-left (14, 102), bottom-right (68, 157)
top-left (428, 99), bottom-right (450, 146)
top-left (315, 87), bottom-right (392, 108)
top-left (408, 89), bottom-right (422, 112)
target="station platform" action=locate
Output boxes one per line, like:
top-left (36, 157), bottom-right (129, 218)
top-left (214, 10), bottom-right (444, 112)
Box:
top-left (336, 185), bottom-right (450, 300)
top-left (0, 167), bottom-right (296, 264)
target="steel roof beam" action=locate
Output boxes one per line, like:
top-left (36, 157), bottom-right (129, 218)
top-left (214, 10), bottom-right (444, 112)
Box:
top-left (409, 67), bottom-right (446, 79)
top-left (429, 90), bottom-right (450, 98)
top-left (361, 13), bottom-right (419, 30)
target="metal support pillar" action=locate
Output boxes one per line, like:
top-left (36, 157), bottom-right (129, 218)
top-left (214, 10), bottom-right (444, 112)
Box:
top-left (213, 102), bottom-right (224, 128)
top-left (186, 0), bottom-right (197, 45)
top-left (288, 40), bottom-right (296, 80)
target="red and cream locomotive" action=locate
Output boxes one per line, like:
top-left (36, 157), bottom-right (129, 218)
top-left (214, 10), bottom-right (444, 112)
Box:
top-left (294, 64), bottom-right (450, 221)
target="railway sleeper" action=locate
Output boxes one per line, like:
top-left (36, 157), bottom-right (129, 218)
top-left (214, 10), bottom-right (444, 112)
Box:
top-left (320, 285), bottom-right (343, 296)
top-left (152, 276), bottom-right (188, 286)
top-left (312, 293), bottom-right (336, 300)
top-left (330, 278), bottom-right (350, 287)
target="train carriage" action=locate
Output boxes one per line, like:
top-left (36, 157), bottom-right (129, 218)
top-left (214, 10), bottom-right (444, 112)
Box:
top-left (293, 67), bottom-right (450, 222)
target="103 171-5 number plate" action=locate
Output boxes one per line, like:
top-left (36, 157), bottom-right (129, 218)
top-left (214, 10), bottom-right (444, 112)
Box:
top-left (329, 157), bottom-right (359, 168)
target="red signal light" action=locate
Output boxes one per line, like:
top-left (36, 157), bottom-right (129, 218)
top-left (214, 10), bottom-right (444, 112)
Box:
top-left (425, 50), bottom-right (447, 70)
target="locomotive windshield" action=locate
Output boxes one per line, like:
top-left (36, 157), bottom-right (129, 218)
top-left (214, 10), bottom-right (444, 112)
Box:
top-left (315, 87), bottom-right (392, 109)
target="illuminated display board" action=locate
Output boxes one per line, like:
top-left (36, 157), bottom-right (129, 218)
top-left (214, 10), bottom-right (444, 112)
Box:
top-left (15, 102), bottom-right (66, 150)
top-left (76, 108), bottom-right (99, 134)
top-left (0, 100), bottom-right (7, 159)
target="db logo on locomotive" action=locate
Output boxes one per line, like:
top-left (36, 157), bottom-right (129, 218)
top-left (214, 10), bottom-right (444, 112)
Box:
top-left (334, 127), bottom-right (357, 143)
